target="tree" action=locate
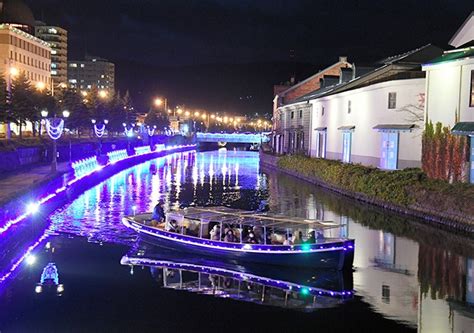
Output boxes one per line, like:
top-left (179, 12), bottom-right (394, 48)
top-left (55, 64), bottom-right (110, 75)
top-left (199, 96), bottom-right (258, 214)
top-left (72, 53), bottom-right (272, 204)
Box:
top-left (58, 89), bottom-right (90, 136)
top-left (10, 72), bottom-right (34, 138)
top-left (145, 108), bottom-right (170, 132)
top-left (107, 91), bottom-right (126, 134)
top-left (122, 90), bottom-right (137, 124)
top-left (0, 76), bottom-right (8, 125)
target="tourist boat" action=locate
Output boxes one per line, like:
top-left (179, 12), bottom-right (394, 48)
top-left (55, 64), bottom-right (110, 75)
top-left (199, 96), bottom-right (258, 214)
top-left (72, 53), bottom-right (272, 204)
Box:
top-left (122, 206), bottom-right (354, 270)
top-left (120, 243), bottom-right (353, 311)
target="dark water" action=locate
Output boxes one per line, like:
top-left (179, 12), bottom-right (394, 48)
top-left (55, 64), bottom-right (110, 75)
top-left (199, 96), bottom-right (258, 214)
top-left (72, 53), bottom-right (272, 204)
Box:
top-left (0, 149), bottom-right (473, 332)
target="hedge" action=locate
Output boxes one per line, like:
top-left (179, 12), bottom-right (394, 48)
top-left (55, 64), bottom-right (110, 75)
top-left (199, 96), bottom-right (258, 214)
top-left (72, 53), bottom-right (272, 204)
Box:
top-left (277, 155), bottom-right (474, 223)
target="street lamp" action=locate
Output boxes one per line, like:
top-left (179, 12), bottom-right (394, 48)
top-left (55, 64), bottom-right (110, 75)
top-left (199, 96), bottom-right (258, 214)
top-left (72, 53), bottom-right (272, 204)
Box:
top-left (42, 110), bottom-right (66, 173)
top-left (62, 110), bottom-right (71, 163)
top-left (92, 118), bottom-right (108, 155)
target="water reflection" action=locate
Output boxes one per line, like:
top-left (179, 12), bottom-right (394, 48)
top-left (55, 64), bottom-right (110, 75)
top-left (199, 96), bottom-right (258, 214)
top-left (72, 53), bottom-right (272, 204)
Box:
top-left (121, 241), bottom-right (353, 312)
top-left (39, 149), bottom-right (474, 330)
top-left (48, 150), bottom-right (266, 245)
top-left (265, 170), bottom-right (474, 330)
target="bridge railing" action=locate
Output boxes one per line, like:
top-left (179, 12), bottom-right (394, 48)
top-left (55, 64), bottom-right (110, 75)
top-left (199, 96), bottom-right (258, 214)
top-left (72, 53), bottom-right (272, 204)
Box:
top-left (196, 132), bottom-right (270, 143)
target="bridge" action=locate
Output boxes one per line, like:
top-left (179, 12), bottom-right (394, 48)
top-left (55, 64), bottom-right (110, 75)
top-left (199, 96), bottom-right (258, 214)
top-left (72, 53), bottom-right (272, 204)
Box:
top-left (196, 132), bottom-right (270, 144)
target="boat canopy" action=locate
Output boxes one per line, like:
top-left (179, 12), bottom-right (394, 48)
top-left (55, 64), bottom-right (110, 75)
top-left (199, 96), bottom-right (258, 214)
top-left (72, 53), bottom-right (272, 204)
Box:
top-left (170, 207), bottom-right (340, 231)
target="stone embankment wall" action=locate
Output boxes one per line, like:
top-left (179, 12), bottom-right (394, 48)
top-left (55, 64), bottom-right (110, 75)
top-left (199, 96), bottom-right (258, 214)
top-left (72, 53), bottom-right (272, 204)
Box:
top-left (260, 152), bottom-right (474, 234)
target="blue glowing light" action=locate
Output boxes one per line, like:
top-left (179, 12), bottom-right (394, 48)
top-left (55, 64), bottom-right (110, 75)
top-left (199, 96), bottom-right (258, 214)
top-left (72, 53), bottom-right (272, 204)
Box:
top-left (72, 156), bottom-right (99, 178)
top-left (301, 243), bottom-right (311, 252)
top-left (26, 202), bottom-right (40, 215)
top-left (107, 149), bottom-right (128, 164)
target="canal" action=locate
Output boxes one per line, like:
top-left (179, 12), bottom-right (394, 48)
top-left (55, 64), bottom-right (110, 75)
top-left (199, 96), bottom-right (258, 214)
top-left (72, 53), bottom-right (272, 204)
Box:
top-left (0, 149), bottom-right (473, 332)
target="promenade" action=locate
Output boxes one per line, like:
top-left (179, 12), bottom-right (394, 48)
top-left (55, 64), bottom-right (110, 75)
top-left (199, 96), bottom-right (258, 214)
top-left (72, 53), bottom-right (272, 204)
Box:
top-left (0, 163), bottom-right (71, 205)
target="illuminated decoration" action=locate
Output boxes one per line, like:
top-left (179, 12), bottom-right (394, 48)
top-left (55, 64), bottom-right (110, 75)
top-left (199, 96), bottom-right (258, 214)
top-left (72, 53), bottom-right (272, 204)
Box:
top-left (0, 145), bottom-right (197, 237)
top-left (107, 149), bottom-right (128, 164)
top-left (135, 146), bottom-right (151, 155)
top-left (72, 156), bottom-right (99, 178)
top-left (123, 123), bottom-right (135, 137)
top-left (26, 202), bottom-right (40, 214)
top-left (0, 231), bottom-right (50, 285)
top-left (35, 262), bottom-right (65, 295)
top-left (40, 263), bottom-right (59, 285)
top-left (196, 132), bottom-right (270, 144)
top-left (25, 255), bottom-right (36, 265)
top-left (155, 144), bottom-right (165, 152)
top-left (45, 118), bottom-right (65, 140)
top-left (147, 125), bottom-right (156, 137)
top-left (94, 124), bottom-right (106, 138)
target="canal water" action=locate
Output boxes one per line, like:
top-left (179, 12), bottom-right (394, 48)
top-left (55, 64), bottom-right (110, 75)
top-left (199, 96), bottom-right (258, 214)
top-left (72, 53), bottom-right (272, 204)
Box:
top-left (0, 149), bottom-right (473, 332)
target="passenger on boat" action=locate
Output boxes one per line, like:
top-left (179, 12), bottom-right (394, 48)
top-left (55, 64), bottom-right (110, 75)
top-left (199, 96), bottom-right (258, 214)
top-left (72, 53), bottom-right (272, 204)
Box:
top-left (283, 234), bottom-right (293, 245)
top-left (152, 200), bottom-right (166, 223)
top-left (293, 231), bottom-right (304, 244)
top-left (168, 219), bottom-right (179, 232)
top-left (224, 229), bottom-right (237, 243)
top-left (210, 225), bottom-right (221, 241)
top-left (245, 231), bottom-right (258, 244)
top-left (317, 231), bottom-right (325, 241)
top-left (306, 231), bottom-right (316, 244)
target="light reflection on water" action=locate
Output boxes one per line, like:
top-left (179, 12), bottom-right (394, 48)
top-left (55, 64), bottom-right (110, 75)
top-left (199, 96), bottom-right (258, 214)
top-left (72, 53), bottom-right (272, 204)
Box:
top-left (47, 149), bottom-right (474, 331)
top-left (48, 150), bottom-right (266, 245)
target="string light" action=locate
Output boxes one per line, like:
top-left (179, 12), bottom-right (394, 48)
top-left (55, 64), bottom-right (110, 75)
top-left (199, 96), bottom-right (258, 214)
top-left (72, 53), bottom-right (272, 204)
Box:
top-left (45, 118), bottom-right (64, 140)
top-left (147, 125), bottom-right (156, 137)
top-left (94, 124), bottom-right (106, 138)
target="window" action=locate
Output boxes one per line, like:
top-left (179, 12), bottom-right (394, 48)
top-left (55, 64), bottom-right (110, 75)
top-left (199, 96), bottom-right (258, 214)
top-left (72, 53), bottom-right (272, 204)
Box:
top-left (382, 285), bottom-right (390, 304)
top-left (51, 63), bottom-right (57, 68)
top-left (315, 129), bottom-right (327, 158)
top-left (291, 111), bottom-right (294, 119)
top-left (348, 100), bottom-right (352, 114)
top-left (321, 106), bottom-right (325, 116)
top-left (299, 110), bottom-right (303, 118)
top-left (69, 63), bottom-right (77, 68)
top-left (380, 132), bottom-right (399, 170)
top-left (342, 131), bottom-right (352, 163)
top-left (388, 92), bottom-right (397, 109)
top-left (470, 70), bottom-right (474, 107)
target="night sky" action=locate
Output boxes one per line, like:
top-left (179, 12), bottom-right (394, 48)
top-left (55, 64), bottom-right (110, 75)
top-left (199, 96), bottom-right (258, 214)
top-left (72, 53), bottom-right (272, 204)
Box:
top-left (26, 0), bottom-right (474, 115)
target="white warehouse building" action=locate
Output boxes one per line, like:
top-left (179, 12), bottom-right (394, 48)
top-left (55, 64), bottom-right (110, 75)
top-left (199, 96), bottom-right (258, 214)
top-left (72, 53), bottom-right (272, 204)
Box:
top-left (275, 45), bottom-right (443, 170)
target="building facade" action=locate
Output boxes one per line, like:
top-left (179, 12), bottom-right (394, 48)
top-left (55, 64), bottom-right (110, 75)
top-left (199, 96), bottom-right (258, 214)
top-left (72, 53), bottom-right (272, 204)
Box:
top-left (273, 57), bottom-right (352, 155)
top-left (35, 22), bottom-right (67, 88)
top-left (272, 45), bottom-right (443, 170)
top-left (309, 78), bottom-right (425, 169)
top-left (422, 11), bottom-right (474, 183)
top-left (68, 55), bottom-right (115, 92)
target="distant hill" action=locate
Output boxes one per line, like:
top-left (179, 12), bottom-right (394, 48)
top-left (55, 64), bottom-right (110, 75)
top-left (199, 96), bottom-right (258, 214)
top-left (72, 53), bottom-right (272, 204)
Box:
top-left (114, 60), bottom-right (319, 116)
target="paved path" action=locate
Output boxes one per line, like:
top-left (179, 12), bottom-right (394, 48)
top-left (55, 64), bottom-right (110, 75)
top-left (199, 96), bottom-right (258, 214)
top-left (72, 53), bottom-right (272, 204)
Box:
top-left (0, 162), bottom-right (72, 204)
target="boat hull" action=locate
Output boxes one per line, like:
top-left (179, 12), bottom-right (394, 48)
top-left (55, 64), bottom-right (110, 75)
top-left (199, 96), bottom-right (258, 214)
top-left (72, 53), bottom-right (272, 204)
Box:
top-left (124, 218), bottom-right (354, 270)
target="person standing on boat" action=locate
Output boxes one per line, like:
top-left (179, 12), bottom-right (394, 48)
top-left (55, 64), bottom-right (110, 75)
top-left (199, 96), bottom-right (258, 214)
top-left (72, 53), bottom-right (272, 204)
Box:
top-left (152, 200), bottom-right (166, 224)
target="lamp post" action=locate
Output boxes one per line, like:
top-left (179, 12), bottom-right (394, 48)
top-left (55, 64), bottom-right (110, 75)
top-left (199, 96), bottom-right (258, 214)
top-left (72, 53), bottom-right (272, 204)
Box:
top-left (62, 110), bottom-right (71, 163)
top-left (42, 110), bottom-right (66, 173)
top-left (154, 97), bottom-right (167, 113)
top-left (123, 123), bottom-right (135, 152)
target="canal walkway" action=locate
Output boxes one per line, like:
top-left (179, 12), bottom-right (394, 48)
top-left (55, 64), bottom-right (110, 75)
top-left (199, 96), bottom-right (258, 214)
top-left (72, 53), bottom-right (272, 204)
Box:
top-left (0, 162), bottom-right (72, 205)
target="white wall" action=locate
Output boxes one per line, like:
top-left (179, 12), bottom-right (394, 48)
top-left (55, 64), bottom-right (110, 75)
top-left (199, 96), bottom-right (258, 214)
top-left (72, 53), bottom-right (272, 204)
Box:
top-left (424, 59), bottom-right (474, 127)
top-left (309, 79), bottom-right (425, 168)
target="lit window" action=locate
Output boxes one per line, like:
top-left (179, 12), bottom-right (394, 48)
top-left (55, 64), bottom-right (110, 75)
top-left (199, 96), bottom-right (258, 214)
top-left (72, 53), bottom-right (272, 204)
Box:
top-left (388, 92), bottom-right (397, 109)
top-left (101, 74), bottom-right (105, 78)
top-left (69, 79), bottom-right (77, 83)
top-left (51, 70), bottom-right (57, 75)
top-left (51, 50), bottom-right (57, 55)
top-left (51, 63), bottom-right (57, 68)
top-left (80, 64), bottom-right (85, 68)
top-left (69, 63), bottom-right (77, 68)
top-left (48, 28), bottom-right (57, 34)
